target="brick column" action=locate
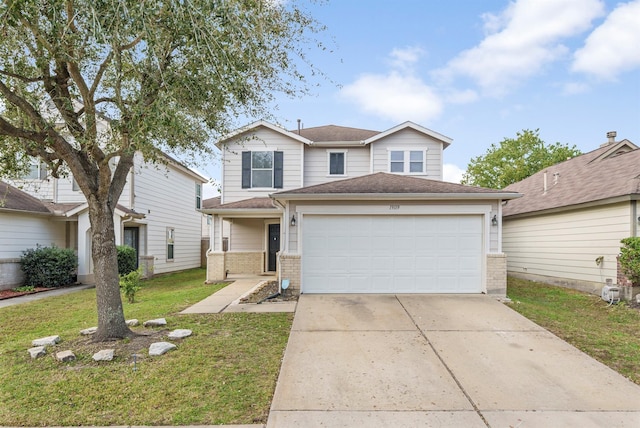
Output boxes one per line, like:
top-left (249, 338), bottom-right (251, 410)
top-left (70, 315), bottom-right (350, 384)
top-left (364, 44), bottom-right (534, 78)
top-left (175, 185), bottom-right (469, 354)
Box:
top-left (279, 253), bottom-right (301, 296)
top-left (207, 251), bottom-right (226, 283)
top-left (486, 253), bottom-right (507, 297)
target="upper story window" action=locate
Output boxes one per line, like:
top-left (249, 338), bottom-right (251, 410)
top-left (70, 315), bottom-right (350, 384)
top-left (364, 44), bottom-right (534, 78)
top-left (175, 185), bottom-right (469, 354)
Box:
top-left (328, 150), bottom-right (347, 176)
top-left (23, 159), bottom-right (47, 180)
top-left (389, 150), bottom-right (426, 174)
top-left (195, 183), bottom-right (202, 209)
top-left (241, 151), bottom-right (283, 189)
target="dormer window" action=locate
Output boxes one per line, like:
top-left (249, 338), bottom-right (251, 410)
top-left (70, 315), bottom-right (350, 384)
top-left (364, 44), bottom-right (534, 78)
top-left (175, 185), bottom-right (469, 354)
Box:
top-left (389, 150), bottom-right (426, 174)
top-left (328, 150), bottom-right (347, 176)
top-left (241, 151), bottom-right (283, 189)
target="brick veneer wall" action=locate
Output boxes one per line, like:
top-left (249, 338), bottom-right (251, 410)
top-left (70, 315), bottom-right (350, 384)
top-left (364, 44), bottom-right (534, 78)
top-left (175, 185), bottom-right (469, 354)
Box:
top-left (225, 252), bottom-right (264, 275)
top-left (617, 256), bottom-right (634, 287)
top-left (279, 253), bottom-right (301, 295)
top-left (206, 251), bottom-right (226, 283)
top-left (486, 253), bottom-right (507, 297)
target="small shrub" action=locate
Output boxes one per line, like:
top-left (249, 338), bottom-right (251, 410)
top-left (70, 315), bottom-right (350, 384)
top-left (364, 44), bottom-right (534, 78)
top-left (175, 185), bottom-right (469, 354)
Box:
top-left (119, 268), bottom-right (143, 303)
top-left (117, 245), bottom-right (137, 275)
top-left (619, 237), bottom-right (640, 285)
top-left (20, 245), bottom-right (77, 288)
top-left (12, 285), bottom-right (35, 292)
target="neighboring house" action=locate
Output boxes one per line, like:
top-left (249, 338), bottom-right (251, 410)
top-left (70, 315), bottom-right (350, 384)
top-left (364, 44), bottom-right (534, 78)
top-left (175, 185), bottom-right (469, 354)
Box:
top-left (502, 133), bottom-right (640, 296)
top-left (0, 152), bottom-right (206, 290)
top-left (203, 120), bottom-right (520, 296)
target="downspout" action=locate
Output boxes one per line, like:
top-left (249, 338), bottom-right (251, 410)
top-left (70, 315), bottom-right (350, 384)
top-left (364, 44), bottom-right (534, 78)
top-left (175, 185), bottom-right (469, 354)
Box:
top-left (633, 200), bottom-right (638, 237)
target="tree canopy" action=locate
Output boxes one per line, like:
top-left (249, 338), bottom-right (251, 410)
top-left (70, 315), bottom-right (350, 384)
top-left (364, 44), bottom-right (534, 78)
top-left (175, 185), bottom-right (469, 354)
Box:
top-left (0, 0), bottom-right (325, 340)
top-left (461, 129), bottom-right (581, 189)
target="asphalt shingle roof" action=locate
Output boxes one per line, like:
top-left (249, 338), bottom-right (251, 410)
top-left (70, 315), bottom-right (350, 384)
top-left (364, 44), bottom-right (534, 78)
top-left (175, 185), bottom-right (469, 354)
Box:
top-left (0, 181), bottom-right (51, 214)
top-left (202, 196), bottom-right (221, 209)
top-left (274, 172), bottom-right (517, 196)
top-left (503, 140), bottom-right (640, 217)
top-left (291, 125), bottom-right (380, 142)
top-left (215, 197), bottom-right (277, 210)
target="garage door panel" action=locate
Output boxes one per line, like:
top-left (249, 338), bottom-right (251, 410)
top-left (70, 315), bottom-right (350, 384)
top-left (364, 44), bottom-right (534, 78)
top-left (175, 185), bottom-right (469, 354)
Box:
top-left (302, 215), bottom-right (483, 294)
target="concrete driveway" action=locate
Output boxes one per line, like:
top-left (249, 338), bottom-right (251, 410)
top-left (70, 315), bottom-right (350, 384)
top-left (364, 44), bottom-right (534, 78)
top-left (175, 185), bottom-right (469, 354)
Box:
top-left (268, 294), bottom-right (640, 427)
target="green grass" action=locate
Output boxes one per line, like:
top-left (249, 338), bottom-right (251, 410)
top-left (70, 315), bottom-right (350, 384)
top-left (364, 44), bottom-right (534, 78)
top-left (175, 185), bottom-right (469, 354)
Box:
top-left (507, 276), bottom-right (640, 385)
top-left (0, 268), bottom-right (293, 426)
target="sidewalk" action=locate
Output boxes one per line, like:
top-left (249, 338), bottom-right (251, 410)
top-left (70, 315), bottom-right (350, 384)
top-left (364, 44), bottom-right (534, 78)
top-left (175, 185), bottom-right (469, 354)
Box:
top-left (180, 274), bottom-right (297, 314)
top-left (0, 284), bottom-right (94, 309)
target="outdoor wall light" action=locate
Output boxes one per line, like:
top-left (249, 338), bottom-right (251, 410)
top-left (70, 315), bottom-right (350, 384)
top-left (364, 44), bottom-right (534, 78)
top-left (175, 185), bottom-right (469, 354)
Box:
top-left (491, 215), bottom-right (498, 226)
top-left (290, 214), bottom-right (296, 227)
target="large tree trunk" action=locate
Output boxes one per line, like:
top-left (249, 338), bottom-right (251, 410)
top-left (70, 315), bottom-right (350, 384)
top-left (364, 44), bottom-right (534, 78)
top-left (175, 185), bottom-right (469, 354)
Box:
top-left (88, 197), bottom-right (133, 341)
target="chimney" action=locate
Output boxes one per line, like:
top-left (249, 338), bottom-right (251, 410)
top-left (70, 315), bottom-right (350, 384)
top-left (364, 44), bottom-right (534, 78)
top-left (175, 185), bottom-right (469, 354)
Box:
top-left (607, 131), bottom-right (617, 143)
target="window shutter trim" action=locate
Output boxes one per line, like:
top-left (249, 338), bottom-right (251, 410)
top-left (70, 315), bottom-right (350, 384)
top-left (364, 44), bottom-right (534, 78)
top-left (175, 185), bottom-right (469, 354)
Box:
top-left (274, 151), bottom-right (283, 188)
top-left (241, 151), bottom-right (251, 188)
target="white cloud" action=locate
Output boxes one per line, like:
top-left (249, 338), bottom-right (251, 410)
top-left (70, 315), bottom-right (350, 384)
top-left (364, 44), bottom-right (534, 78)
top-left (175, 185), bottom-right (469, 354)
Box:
top-left (342, 47), bottom-right (443, 123)
top-left (444, 89), bottom-right (479, 104)
top-left (437, 0), bottom-right (605, 95)
top-left (388, 46), bottom-right (424, 70)
top-left (443, 163), bottom-right (465, 184)
top-left (572, 0), bottom-right (640, 80)
top-left (562, 81), bottom-right (590, 94)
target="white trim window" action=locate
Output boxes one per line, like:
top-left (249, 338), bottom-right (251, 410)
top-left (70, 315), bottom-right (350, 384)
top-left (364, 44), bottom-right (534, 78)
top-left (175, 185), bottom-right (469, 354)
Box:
top-left (23, 159), bottom-right (48, 180)
top-left (388, 150), bottom-right (426, 174)
top-left (241, 151), bottom-right (284, 189)
top-left (195, 183), bottom-right (202, 209)
top-left (327, 150), bottom-right (347, 176)
top-left (167, 227), bottom-right (175, 261)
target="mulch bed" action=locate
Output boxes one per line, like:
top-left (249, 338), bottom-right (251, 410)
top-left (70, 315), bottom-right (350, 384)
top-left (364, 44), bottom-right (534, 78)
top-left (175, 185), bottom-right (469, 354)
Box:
top-left (0, 287), bottom-right (55, 300)
top-left (239, 280), bottom-right (298, 304)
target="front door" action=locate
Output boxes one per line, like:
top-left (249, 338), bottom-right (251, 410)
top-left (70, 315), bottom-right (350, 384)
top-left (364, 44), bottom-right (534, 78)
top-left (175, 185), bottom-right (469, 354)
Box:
top-left (268, 223), bottom-right (280, 272)
top-left (123, 227), bottom-right (139, 269)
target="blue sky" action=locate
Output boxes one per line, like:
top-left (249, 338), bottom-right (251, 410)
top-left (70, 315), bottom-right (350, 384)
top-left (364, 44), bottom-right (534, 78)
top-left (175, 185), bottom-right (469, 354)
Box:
top-left (201, 0), bottom-right (640, 196)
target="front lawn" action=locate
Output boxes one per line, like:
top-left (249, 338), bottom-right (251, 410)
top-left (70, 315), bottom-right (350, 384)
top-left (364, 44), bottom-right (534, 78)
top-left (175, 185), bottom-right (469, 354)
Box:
top-left (507, 276), bottom-right (640, 385)
top-left (0, 268), bottom-right (293, 426)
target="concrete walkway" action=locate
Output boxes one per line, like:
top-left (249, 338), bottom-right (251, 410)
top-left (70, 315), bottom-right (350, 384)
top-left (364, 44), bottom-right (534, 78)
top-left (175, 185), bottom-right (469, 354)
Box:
top-left (180, 274), bottom-right (296, 314)
top-left (0, 284), bottom-right (94, 308)
top-left (268, 294), bottom-right (640, 427)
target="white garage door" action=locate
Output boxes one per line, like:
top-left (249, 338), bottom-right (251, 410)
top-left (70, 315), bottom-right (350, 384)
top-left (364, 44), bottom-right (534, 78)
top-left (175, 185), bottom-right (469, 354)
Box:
top-left (302, 215), bottom-right (483, 293)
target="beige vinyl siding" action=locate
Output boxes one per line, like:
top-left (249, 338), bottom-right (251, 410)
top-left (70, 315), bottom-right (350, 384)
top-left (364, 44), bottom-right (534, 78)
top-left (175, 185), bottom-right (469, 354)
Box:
top-left (222, 127), bottom-right (303, 203)
top-left (370, 128), bottom-right (443, 179)
top-left (303, 146), bottom-right (370, 186)
top-left (228, 218), bottom-right (264, 251)
top-left (132, 155), bottom-right (203, 274)
top-left (503, 202), bottom-right (632, 285)
top-left (0, 212), bottom-right (66, 258)
top-left (53, 176), bottom-right (87, 203)
top-left (6, 179), bottom-right (54, 201)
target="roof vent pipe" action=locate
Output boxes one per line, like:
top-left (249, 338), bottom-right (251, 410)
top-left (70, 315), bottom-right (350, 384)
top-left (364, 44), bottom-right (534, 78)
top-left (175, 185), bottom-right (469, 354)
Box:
top-left (297, 119), bottom-right (301, 135)
top-left (607, 131), bottom-right (617, 143)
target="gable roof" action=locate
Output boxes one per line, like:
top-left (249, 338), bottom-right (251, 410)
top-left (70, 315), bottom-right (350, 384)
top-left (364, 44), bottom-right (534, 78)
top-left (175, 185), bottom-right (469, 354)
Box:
top-left (272, 172), bottom-right (520, 201)
top-left (364, 121), bottom-right (452, 149)
top-left (216, 120), bottom-right (311, 148)
top-left (0, 181), bottom-right (51, 214)
top-left (503, 140), bottom-right (640, 217)
top-left (202, 196), bottom-right (222, 209)
top-left (293, 124), bottom-right (379, 142)
top-left (217, 120), bottom-right (453, 149)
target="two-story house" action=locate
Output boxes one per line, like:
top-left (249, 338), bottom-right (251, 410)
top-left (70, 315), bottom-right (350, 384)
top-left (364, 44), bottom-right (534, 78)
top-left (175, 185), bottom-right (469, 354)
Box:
top-left (0, 152), bottom-right (206, 289)
top-left (203, 120), bottom-right (520, 297)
